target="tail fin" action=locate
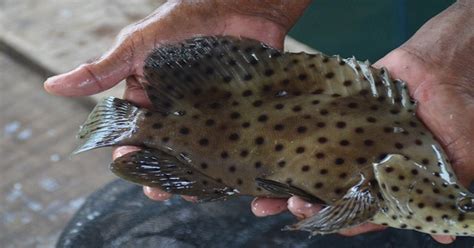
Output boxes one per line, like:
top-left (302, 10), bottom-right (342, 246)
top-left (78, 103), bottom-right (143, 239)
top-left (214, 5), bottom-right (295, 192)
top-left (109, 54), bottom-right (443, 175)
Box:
top-left (73, 97), bottom-right (141, 154)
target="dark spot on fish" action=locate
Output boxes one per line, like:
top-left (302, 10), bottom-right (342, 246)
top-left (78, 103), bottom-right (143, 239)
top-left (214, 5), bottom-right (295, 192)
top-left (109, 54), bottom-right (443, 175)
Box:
top-left (317, 122), bottom-right (326, 128)
top-left (411, 169), bottom-right (419, 175)
top-left (409, 121), bottom-right (417, 127)
top-left (391, 186), bottom-right (399, 192)
top-left (281, 79), bottom-right (290, 86)
top-left (179, 127), bottom-right (190, 135)
top-left (339, 140), bottom-right (350, 146)
top-left (336, 121), bottom-right (346, 128)
top-left (448, 194), bottom-right (455, 200)
top-left (356, 157), bottom-right (367, 165)
top-left (152, 123), bottom-right (163, 129)
top-left (320, 169), bottom-right (328, 175)
top-left (415, 226), bottom-right (422, 230)
top-left (200, 163), bottom-right (208, 169)
top-left (242, 90), bottom-right (253, 97)
top-left (416, 189), bottom-right (423, 194)
top-left (318, 137), bottom-right (328, 144)
top-left (314, 182), bottom-right (323, 189)
top-left (347, 102), bottom-right (358, 108)
top-left (274, 103), bottom-right (284, 110)
top-left (301, 165), bottom-right (310, 172)
top-left (223, 76), bottom-right (232, 83)
top-left (243, 74), bottom-right (253, 81)
top-left (316, 153), bottom-right (325, 159)
top-left (228, 133), bottom-right (240, 141)
top-left (255, 136), bottom-right (265, 145)
top-left (264, 69), bottom-right (274, 76)
top-left (364, 139), bottom-right (374, 146)
top-left (258, 114), bottom-right (268, 122)
top-left (435, 202), bottom-right (442, 208)
top-left (359, 89), bottom-right (369, 95)
top-left (334, 188), bottom-right (343, 194)
top-left (335, 158), bottom-right (345, 165)
top-left (366, 117), bottom-right (377, 123)
top-left (400, 224), bottom-right (407, 228)
top-left (274, 124), bottom-right (284, 131)
top-left (236, 179), bottom-right (243, 185)
top-left (298, 73), bottom-right (308, 81)
top-left (354, 127), bottom-right (364, 133)
top-left (418, 203), bottom-right (425, 209)
top-left (230, 112), bottom-right (241, 119)
top-left (394, 142), bottom-right (404, 149)
top-left (385, 167), bottom-right (394, 173)
top-left (161, 137), bottom-right (169, 143)
top-left (205, 119), bottom-right (216, 127)
top-left (199, 138), bottom-right (209, 146)
top-left (252, 100), bottom-right (263, 107)
top-left (220, 151), bottom-right (229, 159)
top-left (339, 172), bottom-right (347, 179)
top-left (422, 159), bottom-right (429, 165)
top-left (292, 105), bottom-right (302, 112)
top-left (296, 147), bottom-right (305, 154)
top-left (255, 161), bottom-right (262, 169)
top-left (312, 100), bottom-right (320, 105)
top-left (343, 80), bottom-right (352, 86)
top-left (433, 188), bottom-right (440, 194)
top-left (229, 166), bottom-right (236, 172)
top-left (274, 144), bottom-right (284, 152)
top-left (144, 112), bottom-right (153, 117)
top-left (325, 72), bottom-right (334, 79)
top-left (277, 161), bottom-right (285, 168)
top-left (458, 213), bottom-right (466, 222)
top-left (242, 122), bottom-right (250, 128)
top-left (297, 126), bottom-right (307, 133)
top-left (238, 149), bottom-right (249, 157)
top-left (312, 89), bottom-right (324, 95)
top-left (320, 109), bottom-right (329, 115)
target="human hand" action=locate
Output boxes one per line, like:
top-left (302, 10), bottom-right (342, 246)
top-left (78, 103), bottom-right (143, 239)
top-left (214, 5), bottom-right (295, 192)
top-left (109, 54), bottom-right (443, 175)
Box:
top-left (44, 0), bottom-right (311, 200)
top-left (252, 1), bottom-right (474, 244)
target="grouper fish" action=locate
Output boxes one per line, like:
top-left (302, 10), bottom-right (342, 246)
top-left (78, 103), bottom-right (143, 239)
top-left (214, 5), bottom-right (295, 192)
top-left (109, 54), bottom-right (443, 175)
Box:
top-left (74, 36), bottom-right (474, 236)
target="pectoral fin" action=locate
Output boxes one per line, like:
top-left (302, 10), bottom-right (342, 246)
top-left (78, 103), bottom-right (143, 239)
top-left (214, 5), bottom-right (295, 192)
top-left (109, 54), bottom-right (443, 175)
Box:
top-left (111, 149), bottom-right (238, 202)
top-left (285, 178), bottom-right (378, 235)
top-left (256, 178), bottom-right (325, 204)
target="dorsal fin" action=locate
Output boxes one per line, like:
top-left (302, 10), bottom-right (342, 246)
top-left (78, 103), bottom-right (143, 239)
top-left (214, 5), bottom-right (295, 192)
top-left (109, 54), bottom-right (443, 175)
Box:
top-left (143, 36), bottom-right (415, 115)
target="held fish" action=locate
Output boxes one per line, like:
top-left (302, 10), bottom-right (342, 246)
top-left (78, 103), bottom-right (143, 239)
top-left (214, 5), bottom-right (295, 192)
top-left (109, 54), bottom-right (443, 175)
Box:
top-left (74, 36), bottom-right (474, 236)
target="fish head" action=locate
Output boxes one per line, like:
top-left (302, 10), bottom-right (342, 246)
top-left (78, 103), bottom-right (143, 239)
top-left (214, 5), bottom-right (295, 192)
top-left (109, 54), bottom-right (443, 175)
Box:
top-left (374, 154), bottom-right (474, 236)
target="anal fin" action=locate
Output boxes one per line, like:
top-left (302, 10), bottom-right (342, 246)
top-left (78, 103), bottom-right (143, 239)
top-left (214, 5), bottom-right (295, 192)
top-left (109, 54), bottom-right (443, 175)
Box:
top-left (111, 149), bottom-right (238, 202)
top-left (256, 178), bottom-right (325, 204)
top-left (284, 177), bottom-right (378, 235)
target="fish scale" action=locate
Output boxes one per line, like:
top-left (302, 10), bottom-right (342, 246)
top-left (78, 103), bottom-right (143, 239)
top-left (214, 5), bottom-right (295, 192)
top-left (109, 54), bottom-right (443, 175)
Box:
top-left (74, 36), bottom-right (474, 237)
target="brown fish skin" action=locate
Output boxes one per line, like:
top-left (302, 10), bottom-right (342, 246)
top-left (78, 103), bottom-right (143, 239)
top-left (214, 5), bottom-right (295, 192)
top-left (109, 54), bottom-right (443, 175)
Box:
top-left (75, 36), bottom-right (474, 236)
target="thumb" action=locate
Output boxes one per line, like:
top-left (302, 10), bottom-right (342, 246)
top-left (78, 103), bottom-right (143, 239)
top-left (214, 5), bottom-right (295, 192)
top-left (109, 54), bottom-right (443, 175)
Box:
top-left (44, 46), bottom-right (132, 97)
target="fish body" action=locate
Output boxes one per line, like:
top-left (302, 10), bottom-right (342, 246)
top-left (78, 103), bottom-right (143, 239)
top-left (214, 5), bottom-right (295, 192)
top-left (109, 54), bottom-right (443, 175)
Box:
top-left (75, 36), bottom-right (474, 236)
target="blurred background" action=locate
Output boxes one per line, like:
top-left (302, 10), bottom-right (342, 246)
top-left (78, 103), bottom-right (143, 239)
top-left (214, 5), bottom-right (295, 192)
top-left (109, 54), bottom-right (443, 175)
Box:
top-left (0, 0), bottom-right (457, 247)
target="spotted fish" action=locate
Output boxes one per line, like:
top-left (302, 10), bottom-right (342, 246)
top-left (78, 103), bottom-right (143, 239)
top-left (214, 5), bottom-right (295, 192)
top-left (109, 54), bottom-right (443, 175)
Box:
top-left (75, 36), bottom-right (474, 236)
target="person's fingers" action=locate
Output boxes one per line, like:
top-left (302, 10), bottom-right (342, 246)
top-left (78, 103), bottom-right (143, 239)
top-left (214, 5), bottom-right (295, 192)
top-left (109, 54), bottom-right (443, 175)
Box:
top-left (112, 146), bottom-right (141, 160)
top-left (143, 186), bottom-right (172, 201)
top-left (287, 196), bottom-right (322, 220)
top-left (338, 222), bottom-right (386, 236)
top-left (44, 48), bottom-right (132, 97)
top-left (251, 197), bottom-right (288, 217)
top-left (123, 76), bottom-right (152, 108)
top-left (431, 235), bottom-right (456, 244)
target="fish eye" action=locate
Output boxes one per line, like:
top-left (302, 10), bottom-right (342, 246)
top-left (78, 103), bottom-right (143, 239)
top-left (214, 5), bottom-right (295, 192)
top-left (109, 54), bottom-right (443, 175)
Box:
top-left (457, 197), bottom-right (474, 212)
